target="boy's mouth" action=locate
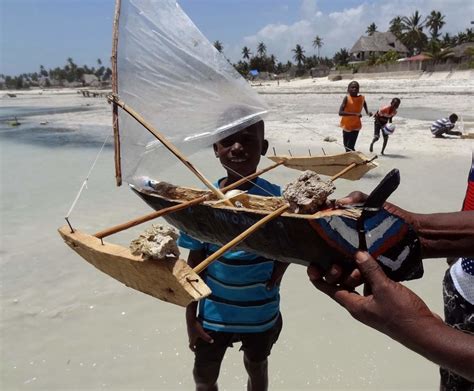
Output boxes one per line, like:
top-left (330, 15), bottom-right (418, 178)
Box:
top-left (229, 157), bottom-right (247, 163)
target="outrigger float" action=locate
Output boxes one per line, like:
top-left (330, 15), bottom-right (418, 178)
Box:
top-left (59, 0), bottom-right (422, 307)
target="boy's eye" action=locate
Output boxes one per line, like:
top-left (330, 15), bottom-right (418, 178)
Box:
top-left (219, 138), bottom-right (235, 147)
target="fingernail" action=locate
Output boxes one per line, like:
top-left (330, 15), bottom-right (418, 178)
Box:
top-left (355, 251), bottom-right (370, 263)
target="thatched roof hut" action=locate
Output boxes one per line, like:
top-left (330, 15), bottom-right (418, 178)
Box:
top-left (350, 32), bottom-right (408, 61)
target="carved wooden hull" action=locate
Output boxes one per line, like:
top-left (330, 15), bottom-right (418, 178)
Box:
top-left (131, 182), bottom-right (422, 282)
top-left (268, 151), bottom-right (378, 180)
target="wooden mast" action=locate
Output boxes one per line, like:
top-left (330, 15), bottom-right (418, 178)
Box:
top-left (111, 0), bottom-right (122, 186)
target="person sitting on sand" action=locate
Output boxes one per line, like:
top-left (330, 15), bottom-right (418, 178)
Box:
top-left (369, 98), bottom-right (401, 155)
top-left (339, 81), bottom-right (372, 152)
top-left (431, 113), bottom-right (461, 138)
top-left (178, 120), bottom-right (289, 391)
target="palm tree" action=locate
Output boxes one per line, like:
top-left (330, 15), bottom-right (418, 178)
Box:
top-left (257, 42), bottom-right (267, 57)
top-left (333, 48), bottom-right (350, 66)
top-left (366, 23), bottom-right (378, 36)
top-left (292, 44), bottom-right (306, 68)
top-left (389, 16), bottom-right (404, 39)
top-left (441, 33), bottom-right (453, 48)
top-left (425, 10), bottom-right (445, 40)
top-left (312, 35), bottom-right (323, 57)
top-left (401, 11), bottom-right (428, 54)
top-left (241, 46), bottom-right (251, 60)
top-left (213, 40), bottom-right (223, 53)
top-left (423, 40), bottom-right (453, 62)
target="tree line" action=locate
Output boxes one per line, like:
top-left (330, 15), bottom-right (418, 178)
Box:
top-left (1, 58), bottom-right (112, 90)
top-left (214, 9), bottom-right (473, 75)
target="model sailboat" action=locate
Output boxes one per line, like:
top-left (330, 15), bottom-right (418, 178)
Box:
top-left (59, 0), bottom-right (422, 307)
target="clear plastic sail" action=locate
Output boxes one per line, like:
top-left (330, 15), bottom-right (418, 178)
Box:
top-left (117, 0), bottom-right (268, 184)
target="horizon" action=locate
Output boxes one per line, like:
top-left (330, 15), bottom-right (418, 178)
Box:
top-left (1, 0), bottom-right (473, 76)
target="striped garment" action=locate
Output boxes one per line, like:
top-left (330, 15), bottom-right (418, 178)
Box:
top-left (450, 151), bottom-right (474, 304)
top-left (178, 177), bottom-right (281, 333)
top-left (430, 117), bottom-right (455, 134)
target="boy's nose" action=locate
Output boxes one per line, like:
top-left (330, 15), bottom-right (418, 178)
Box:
top-left (230, 142), bottom-right (243, 152)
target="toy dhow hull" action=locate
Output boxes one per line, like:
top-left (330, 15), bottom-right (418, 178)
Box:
top-left (132, 182), bottom-right (423, 282)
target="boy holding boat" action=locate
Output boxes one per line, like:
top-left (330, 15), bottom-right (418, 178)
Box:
top-left (178, 120), bottom-right (288, 391)
top-left (339, 81), bottom-right (372, 152)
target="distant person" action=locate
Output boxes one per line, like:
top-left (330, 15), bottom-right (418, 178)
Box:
top-left (369, 98), bottom-right (401, 155)
top-left (431, 113), bottom-right (461, 138)
top-left (339, 81), bottom-right (372, 152)
top-left (178, 120), bottom-right (288, 391)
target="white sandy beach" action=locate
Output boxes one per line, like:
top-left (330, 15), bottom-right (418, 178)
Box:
top-left (1, 72), bottom-right (473, 390)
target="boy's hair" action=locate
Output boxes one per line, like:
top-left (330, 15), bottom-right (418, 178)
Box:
top-left (449, 113), bottom-right (458, 122)
top-left (392, 98), bottom-right (401, 105)
top-left (347, 81), bottom-right (359, 89)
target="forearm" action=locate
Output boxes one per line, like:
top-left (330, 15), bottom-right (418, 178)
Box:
top-left (414, 211), bottom-right (474, 258)
top-left (388, 317), bottom-right (474, 381)
top-left (186, 301), bottom-right (198, 322)
top-left (382, 203), bottom-right (474, 259)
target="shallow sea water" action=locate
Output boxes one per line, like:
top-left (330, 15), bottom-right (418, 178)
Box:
top-left (0, 92), bottom-right (472, 390)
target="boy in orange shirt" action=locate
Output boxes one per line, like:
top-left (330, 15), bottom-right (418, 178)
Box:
top-left (369, 97), bottom-right (401, 155)
top-left (339, 81), bottom-right (372, 152)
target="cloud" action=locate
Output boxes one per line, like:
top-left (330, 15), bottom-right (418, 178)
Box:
top-left (226, 0), bottom-right (474, 63)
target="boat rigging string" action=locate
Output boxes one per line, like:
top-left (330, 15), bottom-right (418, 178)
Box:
top-left (65, 133), bottom-right (111, 232)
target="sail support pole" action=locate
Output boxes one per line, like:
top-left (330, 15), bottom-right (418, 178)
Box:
top-left (93, 160), bottom-right (286, 239)
top-left (108, 96), bottom-right (232, 205)
top-left (111, 0), bottom-right (122, 186)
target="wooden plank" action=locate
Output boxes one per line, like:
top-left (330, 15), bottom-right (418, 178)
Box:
top-left (58, 226), bottom-right (211, 307)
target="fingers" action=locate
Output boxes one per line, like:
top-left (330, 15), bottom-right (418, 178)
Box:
top-left (342, 268), bottom-right (363, 288)
top-left (307, 263), bottom-right (343, 285)
top-left (310, 278), bottom-right (361, 310)
top-left (355, 251), bottom-right (387, 287)
top-left (336, 191), bottom-right (368, 207)
top-left (307, 264), bottom-right (322, 281)
top-left (324, 264), bottom-right (343, 284)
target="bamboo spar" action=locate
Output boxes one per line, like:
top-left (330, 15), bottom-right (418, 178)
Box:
top-left (93, 159), bottom-right (286, 239)
top-left (191, 158), bottom-right (373, 274)
top-left (108, 96), bottom-right (232, 206)
top-left (193, 204), bottom-right (289, 274)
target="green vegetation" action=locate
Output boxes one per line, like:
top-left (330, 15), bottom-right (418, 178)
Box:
top-left (3, 9), bottom-right (473, 88)
top-left (1, 58), bottom-right (112, 90)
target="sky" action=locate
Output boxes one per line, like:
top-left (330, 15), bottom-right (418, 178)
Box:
top-left (1, 0), bottom-right (473, 76)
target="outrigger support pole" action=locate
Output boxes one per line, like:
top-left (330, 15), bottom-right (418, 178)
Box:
top-left (93, 160), bottom-right (286, 240)
top-left (193, 204), bottom-right (290, 274)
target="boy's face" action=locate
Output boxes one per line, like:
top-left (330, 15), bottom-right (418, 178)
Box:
top-left (213, 122), bottom-right (268, 178)
top-left (391, 100), bottom-right (400, 109)
top-left (348, 82), bottom-right (359, 96)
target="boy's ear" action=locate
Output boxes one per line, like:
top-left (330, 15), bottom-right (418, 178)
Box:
top-left (261, 139), bottom-right (269, 156)
top-left (213, 143), bottom-right (219, 157)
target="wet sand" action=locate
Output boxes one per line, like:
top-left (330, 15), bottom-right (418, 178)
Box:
top-left (1, 73), bottom-right (473, 389)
